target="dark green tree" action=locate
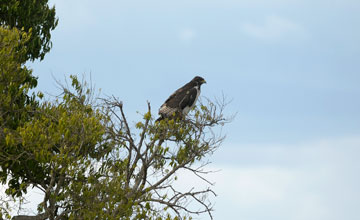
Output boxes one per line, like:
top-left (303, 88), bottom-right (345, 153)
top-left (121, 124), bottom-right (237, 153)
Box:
top-left (0, 27), bottom-right (42, 198)
top-left (0, 0), bottom-right (58, 61)
top-left (0, 0), bottom-right (58, 202)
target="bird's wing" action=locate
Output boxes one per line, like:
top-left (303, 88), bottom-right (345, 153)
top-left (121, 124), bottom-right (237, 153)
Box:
top-left (159, 86), bottom-right (190, 116)
top-left (179, 87), bottom-right (198, 110)
top-left (162, 86), bottom-right (185, 106)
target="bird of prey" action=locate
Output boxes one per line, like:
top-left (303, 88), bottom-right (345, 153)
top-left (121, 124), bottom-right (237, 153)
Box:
top-left (156, 76), bottom-right (206, 122)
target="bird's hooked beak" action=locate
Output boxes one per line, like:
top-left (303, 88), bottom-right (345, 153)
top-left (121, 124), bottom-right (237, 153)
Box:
top-left (202, 79), bottom-right (207, 84)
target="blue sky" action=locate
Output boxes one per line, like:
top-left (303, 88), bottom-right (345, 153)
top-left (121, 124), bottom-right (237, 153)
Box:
top-left (23, 0), bottom-right (360, 219)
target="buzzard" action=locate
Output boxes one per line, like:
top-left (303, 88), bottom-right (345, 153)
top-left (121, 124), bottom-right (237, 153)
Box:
top-left (156, 76), bottom-right (206, 122)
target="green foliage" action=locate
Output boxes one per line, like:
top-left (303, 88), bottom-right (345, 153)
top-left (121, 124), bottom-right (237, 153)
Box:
top-left (19, 93), bottom-right (105, 165)
top-left (1, 73), bottom-right (108, 219)
top-left (0, 0), bottom-right (58, 61)
top-left (0, 27), bottom-right (36, 127)
top-left (0, 0), bottom-right (58, 200)
top-left (0, 26), bottom-right (40, 196)
top-left (18, 76), bottom-right (107, 216)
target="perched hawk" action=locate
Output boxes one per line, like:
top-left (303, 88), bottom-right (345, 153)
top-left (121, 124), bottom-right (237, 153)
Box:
top-left (156, 76), bottom-right (206, 122)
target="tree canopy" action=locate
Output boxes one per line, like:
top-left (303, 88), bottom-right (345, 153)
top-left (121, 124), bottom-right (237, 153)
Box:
top-left (1, 73), bottom-right (230, 219)
top-left (0, 26), bottom-right (42, 198)
top-left (0, 0), bottom-right (58, 61)
top-left (0, 0), bottom-right (58, 200)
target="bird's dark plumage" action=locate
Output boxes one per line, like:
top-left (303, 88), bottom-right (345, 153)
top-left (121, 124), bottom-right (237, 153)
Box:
top-left (157, 76), bottom-right (206, 122)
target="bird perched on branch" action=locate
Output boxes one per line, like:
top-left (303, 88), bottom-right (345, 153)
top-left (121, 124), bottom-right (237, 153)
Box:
top-left (156, 76), bottom-right (206, 122)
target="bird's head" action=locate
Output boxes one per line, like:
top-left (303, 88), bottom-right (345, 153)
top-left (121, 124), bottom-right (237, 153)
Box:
top-left (193, 76), bottom-right (206, 86)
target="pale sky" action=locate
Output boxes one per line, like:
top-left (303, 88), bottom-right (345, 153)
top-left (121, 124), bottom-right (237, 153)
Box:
top-left (22, 0), bottom-right (360, 219)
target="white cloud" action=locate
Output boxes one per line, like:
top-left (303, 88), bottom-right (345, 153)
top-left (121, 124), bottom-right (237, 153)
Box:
top-left (240, 15), bottom-right (309, 42)
top-left (174, 136), bottom-right (360, 220)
